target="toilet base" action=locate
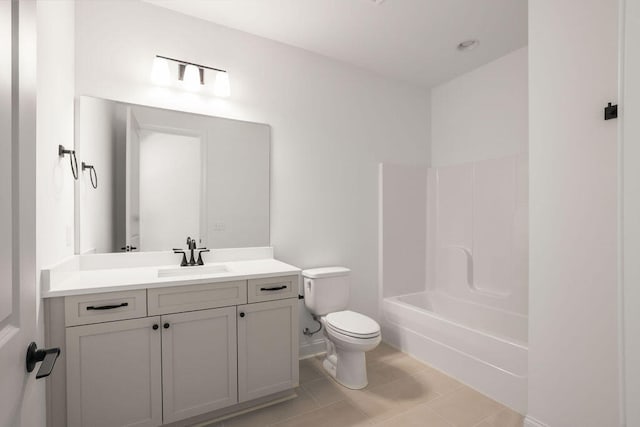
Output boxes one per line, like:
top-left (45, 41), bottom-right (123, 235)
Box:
top-left (321, 338), bottom-right (370, 390)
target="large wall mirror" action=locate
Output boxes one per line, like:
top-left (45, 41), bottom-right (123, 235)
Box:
top-left (75, 96), bottom-right (270, 254)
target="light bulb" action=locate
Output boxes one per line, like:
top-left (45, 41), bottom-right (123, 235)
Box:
top-left (183, 64), bottom-right (202, 91)
top-left (213, 71), bottom-right (230, 97)
top-left (150, 56), bottom-right (171, 85)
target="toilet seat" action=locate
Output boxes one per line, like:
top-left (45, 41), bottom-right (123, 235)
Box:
top-left (325, 310), bottom-right (380, 339)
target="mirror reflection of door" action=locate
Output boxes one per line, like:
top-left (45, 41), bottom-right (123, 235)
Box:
top-left (137, 128), bottom-right (202, 251)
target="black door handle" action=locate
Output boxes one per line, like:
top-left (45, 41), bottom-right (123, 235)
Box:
top-left (163, 323), bottom-right (170, 329)
top-left (239, 312), bottom-right (245, 318)
top-left (152, 324), bottom-right (159, 330)
top-left (86, 302), bottom-right (128, 311)
top-left (260, 285), bottom-right (287, 291)
top-left (26, 342), bottom-right (61, 379)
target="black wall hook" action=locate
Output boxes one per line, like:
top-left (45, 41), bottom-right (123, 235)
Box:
top-left (58, 145), bottom-right (78, 180)
top-left (82, 162), bottom-right (98, 189)
top-left (604, 102), bottom-right (618, 120)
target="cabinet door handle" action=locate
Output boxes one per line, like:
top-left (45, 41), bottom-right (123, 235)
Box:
top-left (86, 302), bottom-right (129, 311)
top-left (163, 323), bottom-right (170, 329)
top-left (239, 312), bottom-right (245, 318)
top-left (260, 285), bottom-right (287, 291)
top-left (152, 324), bottom-right (159, 330)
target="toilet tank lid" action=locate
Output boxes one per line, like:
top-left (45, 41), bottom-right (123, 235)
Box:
top-left (302, 267), bottom-right (350, 278)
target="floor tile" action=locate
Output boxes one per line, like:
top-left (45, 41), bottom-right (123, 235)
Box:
top-left (344, 374), bottom-right (441, 423)
top-left (373, 402), bottom-right (453, 427)
top-left (427, 387), bottom-right (505, 427)
top-left (299, 358), bottom-right (327, 384)
top-left (271, 400), bottom-right (370, 427)
top-left (302, 376), bottom-right (348, 407)
top-left (368, 352), bottom-right (429, 377)
top-left (411, 366), bottom-right (465, 396)
top-left (220, 346), bottom-right (519, 427)
top-left (223, 388), bottom-right (319, 427)
top-left (474, 408), bottom-right (524, 427)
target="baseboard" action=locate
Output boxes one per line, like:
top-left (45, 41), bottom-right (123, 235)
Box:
top-left (524, 415), bottom-right (549, 427)
top-left (298, 338), bottom-right (326, 359)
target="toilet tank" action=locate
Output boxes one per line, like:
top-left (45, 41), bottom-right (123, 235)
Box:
top-left (302, 267), bottom-right (351, 316)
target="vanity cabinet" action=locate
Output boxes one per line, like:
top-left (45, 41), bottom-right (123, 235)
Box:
top-left (161, 306), bottom-right (238, 423)
top-left (238, 298), bottom-right (299, 402)
top-left (63, 276), bottom-right (299, 427)
top-left (66, 316), bottom-right (163, 427)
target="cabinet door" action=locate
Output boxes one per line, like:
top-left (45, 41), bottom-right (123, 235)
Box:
top-left (161, 306), bottom-right (238, 423)
top-left (238, 298), bottom-right (299, 402)
top-left (66, 317), bottom-right (162, 427)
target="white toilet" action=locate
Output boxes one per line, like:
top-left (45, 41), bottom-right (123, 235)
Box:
top-left (302, 267), bottom-right (381, 389)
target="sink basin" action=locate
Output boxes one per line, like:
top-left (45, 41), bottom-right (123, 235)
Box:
top-left (157, 264), bottom-right (229, 278)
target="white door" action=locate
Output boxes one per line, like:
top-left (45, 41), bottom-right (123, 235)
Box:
top-left (66, 317), bottom-right (163, 427)
top-left (0, 2), bottom-right (41, 426)
top-left (125, 107), bottom-right (141, 250)
top-left (237, 299), bottom-right (299, 402)
top-left (138, 130), bottom-right (201, 251)
top-left (623, 0), bottom-right (640, 424)
top-left (161, 306), bottom-right (238, 423)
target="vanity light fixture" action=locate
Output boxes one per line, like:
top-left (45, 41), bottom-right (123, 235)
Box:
top-left (181, 64), bottom-right (202, 91)
top-left (150, 56), bottom-right (171, 85)
top-left (213, 71), bottom-right (231, 97)
top-left (152, 55), bottom-right (231, 97)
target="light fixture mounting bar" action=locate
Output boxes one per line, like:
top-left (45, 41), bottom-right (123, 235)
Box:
top-left (155, 55), bottom-right (227, 73)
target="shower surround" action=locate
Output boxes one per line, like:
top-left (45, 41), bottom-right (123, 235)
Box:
top-left (379, 154), bottom-right (528, 413)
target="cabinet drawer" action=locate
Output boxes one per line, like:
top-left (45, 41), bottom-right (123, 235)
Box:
top-left (247, 275), bottom-right (299, 303)
top-left (64, 290), bottom-right (147, 326)
top-left (148, 280), bottom-right (247, 315)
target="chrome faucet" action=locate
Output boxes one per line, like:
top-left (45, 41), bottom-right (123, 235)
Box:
top-left (173, 237), bottom-right (210, 267)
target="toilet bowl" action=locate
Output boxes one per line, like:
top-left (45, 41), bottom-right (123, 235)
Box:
top-left (320, 310), bottom-right (381, 389)
top-left (301, 267), bottom-right (381, 390)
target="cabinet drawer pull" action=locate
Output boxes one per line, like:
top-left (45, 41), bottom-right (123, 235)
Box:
top-left (260, 285), bottom-right (287, 291)
top-left (239, 312), bottom-right (245, 318)
top-left (163, 323), bottom-right (170, 329)
top-left (152, 324), bottom-right (159, 330)
top-left (86, 302), bottom-right (129, 311)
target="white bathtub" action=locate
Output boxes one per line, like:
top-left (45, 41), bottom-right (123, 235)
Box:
top-left (382, 291), bottom-right (527, 413)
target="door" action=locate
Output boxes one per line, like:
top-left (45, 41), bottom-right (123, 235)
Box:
top-left (237, 299), bottom-right (299, 402)
top-left (623, 0), bottom-right (640, 424)
top-left (66, 317), bottom-right (163, 427)
top-left (0, 2), bottom-right (41, 426)
top-left (125, 107), bottom-right (141, 250)
top-left (138, 129), bottom-right (202, 251)
top-left (161, 306), bottom-right (238, 423)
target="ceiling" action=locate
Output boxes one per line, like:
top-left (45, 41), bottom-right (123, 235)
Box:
top-left (142, 0), bottom-right (527, 89)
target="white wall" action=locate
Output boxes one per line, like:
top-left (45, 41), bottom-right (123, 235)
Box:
top-left (379, 163), bottom-right (427, 299)
top-left (528, 0), bottom-right (619, 426)
top-left (74, 0), bottom-right (430, 351)
top-left (622, 0), bottom-right (640, 425)
top-left (36, 0), bottom-right (76, 426)
top-left (431, 47), bottom-right (528, 167)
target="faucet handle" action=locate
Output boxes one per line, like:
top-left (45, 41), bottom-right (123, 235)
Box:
top-left (196, 248), bottom-right (210, 266)
top-left (173, 249), bottom-right (188, 267)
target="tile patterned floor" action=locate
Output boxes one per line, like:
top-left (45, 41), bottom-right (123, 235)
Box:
top-left (211, 343), bottom-right (523, 427)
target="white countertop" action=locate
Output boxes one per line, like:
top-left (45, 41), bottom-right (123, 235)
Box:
top-left (42, 247), bottom-right (302, 298)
